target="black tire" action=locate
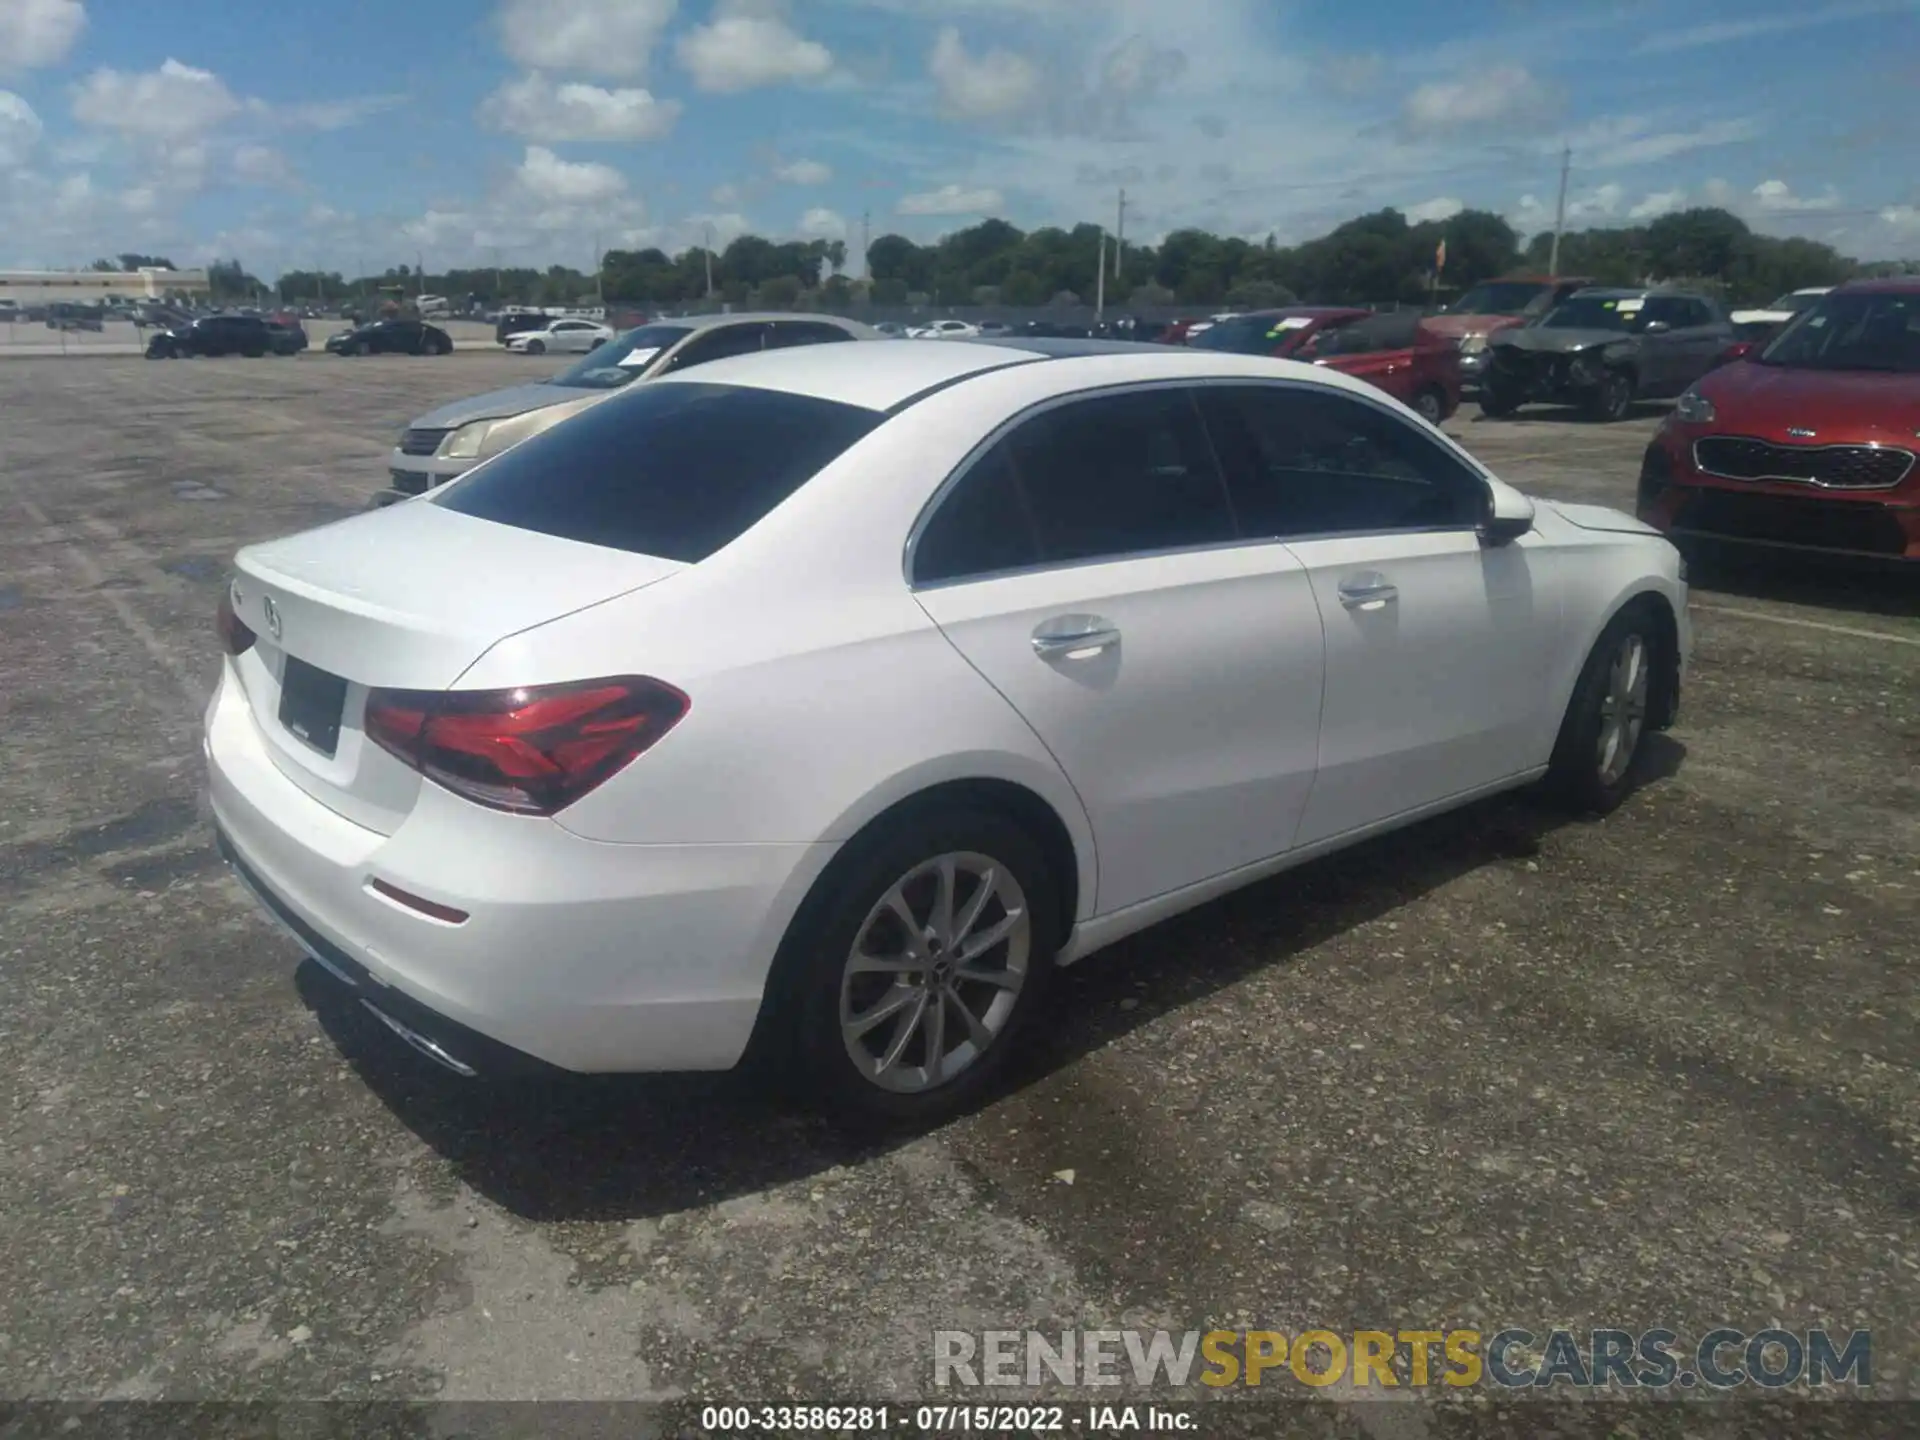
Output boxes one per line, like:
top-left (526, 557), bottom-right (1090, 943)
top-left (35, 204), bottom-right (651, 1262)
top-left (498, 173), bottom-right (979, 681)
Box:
top-left (1412, 387), bottom-right (1446, 425)
top-left (1585, 368), bottom-right (1634, 422)
top-left (777, 806), bottom-right (1060, 1127)
top-left (1543, 602), bottom-right (1664, 816)
top-left (1478, 377), bottom-right (1520, 418)
top-left (524, 338), bottom-right (545, 355)
top-left (242, 346), bottom-right (265, 359)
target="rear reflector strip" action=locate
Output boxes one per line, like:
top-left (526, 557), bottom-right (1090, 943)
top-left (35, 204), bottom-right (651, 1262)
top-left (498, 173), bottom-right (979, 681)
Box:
top-left (366, 877), bottom-right (470, 925)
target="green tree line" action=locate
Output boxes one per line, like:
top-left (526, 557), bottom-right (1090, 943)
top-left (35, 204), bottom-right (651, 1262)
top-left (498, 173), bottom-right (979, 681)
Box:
top-left (258, 203), bottom-right (1864, 311)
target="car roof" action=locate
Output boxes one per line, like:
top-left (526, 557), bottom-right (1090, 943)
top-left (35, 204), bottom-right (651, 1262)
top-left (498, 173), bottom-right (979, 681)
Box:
top-left (1835, 277), bottom-right (1920, 295)
top-left (642, 335), bottom-right (1403, 414)
top-left (1567, 286), bottom-right (1710, 300)
top-left (654, 311), bottom-right (876, 335)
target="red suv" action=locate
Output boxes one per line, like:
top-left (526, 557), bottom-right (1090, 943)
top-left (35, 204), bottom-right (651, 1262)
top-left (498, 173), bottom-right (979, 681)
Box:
top-left (1637, 279), bottom-right (1920, 562)
top-left (1190, 307), bottom-right (1462, 423)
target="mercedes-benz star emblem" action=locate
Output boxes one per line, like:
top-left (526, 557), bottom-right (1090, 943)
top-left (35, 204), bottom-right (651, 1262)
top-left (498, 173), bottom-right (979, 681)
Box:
top-left (262, 594), bottom-right (282, 640)
top-left (1786, 426), bottom-right (1817, 438)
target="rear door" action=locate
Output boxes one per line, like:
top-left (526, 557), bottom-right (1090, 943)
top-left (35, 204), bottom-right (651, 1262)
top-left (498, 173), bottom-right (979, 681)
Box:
top-left (1200, 382), bottom-right (1563, 845)
top-left (1670, 297), bottom-right (1732, 390)
top-left (911, 385), bottom-right (1326, 914)
top-left (1632, 296), bottom-right (1686, 394)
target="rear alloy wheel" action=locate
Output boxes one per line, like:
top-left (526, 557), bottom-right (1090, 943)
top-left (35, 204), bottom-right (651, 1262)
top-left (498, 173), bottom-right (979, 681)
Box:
top-left (1545, 607), bottom-right (1660, 815)
top-left (789, 809), bottom-right (1056, 1125)
top-left (524, 338), bottom-right (545, 355)
top-left (1412, 387), bottom-right (1446, 425)
top-left (1587, 369), bottom-right (1634, 422)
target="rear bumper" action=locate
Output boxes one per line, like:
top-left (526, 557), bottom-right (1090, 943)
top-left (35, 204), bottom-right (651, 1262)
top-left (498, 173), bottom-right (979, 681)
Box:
top-left (203, 663), bottom-right (828, 1074)
top-left (1638, 434), bottom-right (1920, 561)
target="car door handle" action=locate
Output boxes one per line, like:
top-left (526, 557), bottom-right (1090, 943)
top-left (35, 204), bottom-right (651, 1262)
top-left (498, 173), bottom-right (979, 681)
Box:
top-left (1031, 617), bottom-right (1121, 658)
top-left (1337, 576), bottom-right (1399, 610)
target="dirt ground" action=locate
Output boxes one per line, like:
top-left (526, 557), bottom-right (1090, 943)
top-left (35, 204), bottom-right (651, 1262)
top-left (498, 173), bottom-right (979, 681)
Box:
top-left (1, 353), bottom-right (1915, 1430)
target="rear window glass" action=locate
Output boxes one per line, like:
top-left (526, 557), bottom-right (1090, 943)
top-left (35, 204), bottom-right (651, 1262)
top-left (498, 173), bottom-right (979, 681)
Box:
top-left (433, 382), bottom-right (883, 562)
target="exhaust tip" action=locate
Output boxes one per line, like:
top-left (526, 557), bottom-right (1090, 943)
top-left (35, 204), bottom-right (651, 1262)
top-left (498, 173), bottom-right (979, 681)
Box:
top-left (359, 999), bottom-right (478, 1078)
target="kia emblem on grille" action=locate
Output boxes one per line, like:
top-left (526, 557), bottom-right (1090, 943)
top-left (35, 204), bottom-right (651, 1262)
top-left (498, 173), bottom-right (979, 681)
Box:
top-left (1786, 426), bottom-right (1816, 438)
top-left (262, 594), bottom-right (282, 640)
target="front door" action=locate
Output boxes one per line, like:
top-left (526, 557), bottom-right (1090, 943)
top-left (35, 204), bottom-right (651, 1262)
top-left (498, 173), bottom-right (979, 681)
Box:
top-left (910, 386), bottom-right (1326, 914)
top-left (1199, 382), bottom-right (1561, 846)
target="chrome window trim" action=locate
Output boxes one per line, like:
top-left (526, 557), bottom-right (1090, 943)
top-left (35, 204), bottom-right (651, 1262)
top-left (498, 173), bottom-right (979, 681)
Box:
top-left (901, 374), bottom-right (1494, 590)
top-left (1692, 436), bottom-right (1915, 491)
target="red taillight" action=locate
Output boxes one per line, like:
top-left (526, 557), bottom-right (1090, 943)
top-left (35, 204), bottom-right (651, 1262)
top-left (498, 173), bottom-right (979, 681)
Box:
top-left (364, 676), bottom-right (689, 816)
top-left (216, 591), bottom-right (255, 656)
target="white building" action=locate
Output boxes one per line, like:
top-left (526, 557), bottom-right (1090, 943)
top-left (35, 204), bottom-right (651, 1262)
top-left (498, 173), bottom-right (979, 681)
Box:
top-left (0, 267), bottom-right (211, 303)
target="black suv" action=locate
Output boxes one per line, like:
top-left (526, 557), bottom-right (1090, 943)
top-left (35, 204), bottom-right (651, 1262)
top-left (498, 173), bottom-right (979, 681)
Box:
top-left (145, 314), bottom-right (272, 358)
top-left (1480, 288), bottom-right (1735, 421)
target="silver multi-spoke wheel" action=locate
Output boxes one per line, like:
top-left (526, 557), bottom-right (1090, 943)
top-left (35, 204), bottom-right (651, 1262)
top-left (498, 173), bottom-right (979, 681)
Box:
top-left (839, 851), bottom-right (1030, 1095)
top-left (1595, 632), bottom-right (1649, 786)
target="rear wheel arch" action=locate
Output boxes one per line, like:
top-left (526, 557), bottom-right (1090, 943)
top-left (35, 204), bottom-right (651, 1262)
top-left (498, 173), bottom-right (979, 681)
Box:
top-left (746, 775), bottom-right (1087, 1074)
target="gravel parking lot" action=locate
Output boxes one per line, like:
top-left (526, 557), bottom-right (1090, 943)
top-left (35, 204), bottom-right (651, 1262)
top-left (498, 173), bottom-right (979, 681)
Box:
top-left (1, 354), bottom-right (1916, 1422)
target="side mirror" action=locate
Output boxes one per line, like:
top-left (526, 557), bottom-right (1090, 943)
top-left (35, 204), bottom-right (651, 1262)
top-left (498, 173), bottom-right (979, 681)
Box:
top-left (1481, 479), bottom-right (1536, 545)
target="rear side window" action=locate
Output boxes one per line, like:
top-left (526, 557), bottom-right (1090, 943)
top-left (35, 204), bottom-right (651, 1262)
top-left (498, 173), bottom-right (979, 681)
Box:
top-left (435, 382), bottom-right (883, 562)
top-left (912, 388), bottom-right (1235, 583)
top-left (765, 322), bottom-right (857, 349)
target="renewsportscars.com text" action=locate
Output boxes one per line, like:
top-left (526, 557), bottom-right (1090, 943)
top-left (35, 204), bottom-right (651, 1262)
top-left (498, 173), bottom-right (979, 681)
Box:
top-left (933, 1327), bottom-right (1872, 1390)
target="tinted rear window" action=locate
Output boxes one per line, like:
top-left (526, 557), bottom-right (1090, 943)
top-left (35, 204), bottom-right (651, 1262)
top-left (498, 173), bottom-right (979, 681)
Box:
top-left (433, 382), bottom-right (883, 562)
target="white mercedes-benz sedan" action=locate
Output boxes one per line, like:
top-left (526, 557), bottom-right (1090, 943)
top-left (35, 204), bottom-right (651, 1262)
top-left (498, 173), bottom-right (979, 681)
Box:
top-left (207, 337), bottom-right (1689, 1123)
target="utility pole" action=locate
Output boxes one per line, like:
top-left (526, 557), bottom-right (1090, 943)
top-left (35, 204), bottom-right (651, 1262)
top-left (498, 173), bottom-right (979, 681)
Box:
top-left (1547, 144), bottom-right (1571, 278)
top-left (861, 209), bottom-right (872, 279)
top-left (1114, 188), bottom-right (1127, 280)
top-left (1094, 229), bottom-right (1107, 322)
top-left (416, 250), bottom-right (425, 297)
top-left (593, 232), bottom-right (604, 308)
top-left (703, 223), bottom-right (715, 300)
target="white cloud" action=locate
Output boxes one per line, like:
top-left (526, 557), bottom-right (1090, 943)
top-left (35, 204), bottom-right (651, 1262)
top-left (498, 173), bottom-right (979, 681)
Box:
top-left (1403, 65), bottom-right (1550, 134)
top-left (496, 0), bottom-right (678, 79)
top-left (928, 26), bottom-right (1040, 120)
top-left (1751, 178), bottom-right (1840, 213)
top-left (72, 59), bottom-right (241, 141)
top-left (0, 88), bottom-right (41, 167)
top-left (710, 181), bottom-right (741, 205)
top-left (677, 2), bottom-right (833, 93)
top-left (774, 157), bottom-right (832, 184)
top-left (898, 182), bottom-right (1004, 215)
top-left (680, 210), bottom-right (752, 247)
top-left (511, 145), bottom-right (628, 206)
top-left (256, 94), bottom-right (405, 132)
top-left (1636, 0), bottom-right (1914, 54)
top-left (1579, 114), bottom-right (1763, 168)
top-left (1628, 187), bottom-right (1688, 220)
top-left (1878, 204), bottom-right (1920, 230)
top-left (480, 72), bottom-right (681, 142)
top-left (1703, 178), bottom-right (1739, 208)
top-left (231, 143), bottom-right (295, 187)
top-left (797, 205), bottom-right (847, 239)
top-left (1405, 196), bottom-right (1463, 223)
top-left (1568, 182), bottom-right (1625, 221)
top-left (0, 0), bottom-right (85, 74)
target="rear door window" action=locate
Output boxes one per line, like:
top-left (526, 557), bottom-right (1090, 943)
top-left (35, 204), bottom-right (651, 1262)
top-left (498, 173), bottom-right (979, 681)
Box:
top-left (764, 322), bottom-right (857, 349)
top-left (667, 323), bottom-right (769, 371)
top-left (434, 382), bottom-right (883, 562)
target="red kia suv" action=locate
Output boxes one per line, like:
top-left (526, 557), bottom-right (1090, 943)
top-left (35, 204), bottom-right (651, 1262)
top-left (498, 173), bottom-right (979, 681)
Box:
top-left (1637, 279), bottom-right (1920, 563)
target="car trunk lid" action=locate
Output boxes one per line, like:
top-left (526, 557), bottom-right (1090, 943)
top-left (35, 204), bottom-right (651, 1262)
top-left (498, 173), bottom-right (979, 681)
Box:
top-left (229, 501), bottom-right (684, 833)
